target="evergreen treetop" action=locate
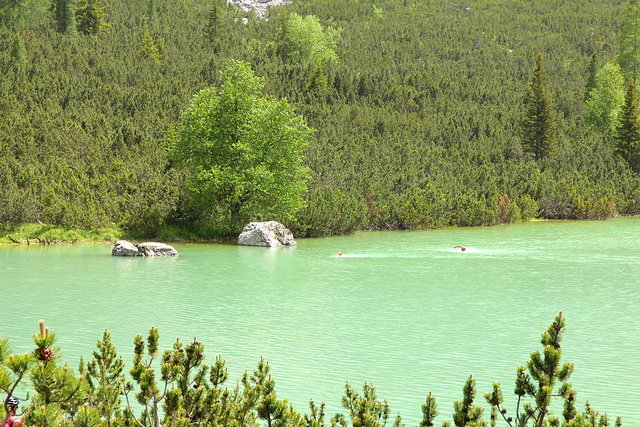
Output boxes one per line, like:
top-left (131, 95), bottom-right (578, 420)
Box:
top-left (520, 52), bottom-right (558, 161)
top-left (615, 80), bottom-right (640, 172)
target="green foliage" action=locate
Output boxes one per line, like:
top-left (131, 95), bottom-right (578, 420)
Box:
top-left (53, 0), bottom-right (78, 33)
top-left (282, 13), bottom-right (339, 65)
top-left (174, 59), bottom-right (313, 231)
top-left (138, 20), bottom-right (166, 64)
top-left (453, 375), bottom-right (484, 427)
top-left (520, 53), bottom-right (558, 160)
top-left (26, 320), bottom-right (89, 426)
top-left (419, 391), bottom-right (438, 427)
top-left (333, 382), bottom-right (391, 427)
top-left (0, 0), bottom-right (48, 30)
top-left (615, 80), bottom-right (640, 172)
top-left (0, 0), bottom-right (638, 238)
top-left (585, 54), bottom-right (599, 101)
top-left (76, 0), bottom-right (111, 35)
top-left (9, 33), bottom-right (26, 72)
top-left (82, 330), bottom-right (124, 426)
top-left (0, 315), bottom-right (624, 426)
top-left (204, 0), bottom-right (228, 53)
top-left (147, 0), bottom-right (158, 29)
top-left (618, 0), bottom-right (640, 81)
top-left (585, 62), bottom-right (625, 136)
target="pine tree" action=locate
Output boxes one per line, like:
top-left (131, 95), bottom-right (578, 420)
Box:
top-left (616, 80), bottom-right (640, 172)
top-left (10, 34), bottom-right (27, 68)
top-left (420, 391), bottom-right (438, 427)
top-left (585, 53), bottom-right (599, 100)
top-left (137, 20), bottom-right (165, 64)
top-left (76, 0), bottom-right (111, 35)
top-left (520, 52), bottom-right (558, 160)
top-left (25, 320), bottom-right (94, 426)
top-left (0, 0), bottom-right (48, 30)
top-left (452, 375), bottom-right (484, 427)
top-left (82, 330), bottom-right (125, 426)
top-left (618, 0), bottom-right (640, 81)
top-left (204, 0), bottom-right (227, 53)
top-left (53, 0), bottom-right (77, 33)
top-left (147, 0), bottom-right (158, 29)
top-left (274, 10), bottom-right (290, 59)
top-left (306, 58), bottom-right (328, 92)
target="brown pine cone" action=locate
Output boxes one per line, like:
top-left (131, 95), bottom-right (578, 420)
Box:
top-left (40, 347), bottom-right (54, 361)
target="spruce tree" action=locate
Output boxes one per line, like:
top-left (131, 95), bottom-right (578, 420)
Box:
top-left (615, 80), bottom-right (640, 172)
top-left (204, 0), bottom-right (227, 53)
top-left (618, 0), bottom-right (640, 81)
top-left (147, 0), bottom-right (158, 29)
top-left (76, 0), bottom-right (111, 35)
top-left (10, 34), bottom-right (27, 69)
top-left (53, 0), bottom-right (77, 33)
top-left (520, 52), bottom-right (558, 160)
top-left (137, 19), bottom-right (165, 64)
top-left (0, 0), bottom-right (48, 30)
top-left (585, 53), bottom-right (599, 100)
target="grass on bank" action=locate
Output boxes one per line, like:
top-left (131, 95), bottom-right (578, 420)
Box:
top-left (0, 223), bottom-right (124, 245)
top-left (0, 222), bottom-right (239, 245)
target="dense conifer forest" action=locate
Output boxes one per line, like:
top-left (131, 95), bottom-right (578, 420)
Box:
top-left (1, 0), bottom-right (638, 238)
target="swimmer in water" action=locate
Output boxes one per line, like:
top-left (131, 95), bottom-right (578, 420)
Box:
top-left (453, 245), bottom-right (467, 252)
top-left (335, 252), bottom-right (343, 256)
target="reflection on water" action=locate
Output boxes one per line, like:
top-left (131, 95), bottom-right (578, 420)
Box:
top-left (1, 219), bottom-right (639, 425)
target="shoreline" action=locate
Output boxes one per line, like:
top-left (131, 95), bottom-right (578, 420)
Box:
top-left (3, 215), bottom-right (638, 246)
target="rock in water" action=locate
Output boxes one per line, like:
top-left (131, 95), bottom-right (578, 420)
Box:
top-left (112, 240), bottom-right (178, 257)
top-left (238, 221), bottom-right (297, 247)
top-left (112, 240), bottom-right (139, 256)
top-left (136, 242), bottom-right (179, 257)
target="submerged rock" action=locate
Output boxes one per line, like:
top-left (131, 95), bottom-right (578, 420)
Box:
top-left (112, 240), bottom-right (178, 257)
top-left (238, 221), bottom-right (297, 247)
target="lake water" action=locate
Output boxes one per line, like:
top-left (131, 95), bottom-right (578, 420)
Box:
top-left (1, 219), bottom-right (639, 425)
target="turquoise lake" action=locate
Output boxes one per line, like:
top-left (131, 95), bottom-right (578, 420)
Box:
top-left (1, 219), bottom-right (639, 424)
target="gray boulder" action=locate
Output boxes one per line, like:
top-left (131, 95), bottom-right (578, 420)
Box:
top-left (238, 221), bottom-right (297, 247)
top-left (136, 242), bottom-right (179, 257)
top-left (112, 240), bottom-right (178, 257)
top-left (112, 240), bottom-right (140, 256)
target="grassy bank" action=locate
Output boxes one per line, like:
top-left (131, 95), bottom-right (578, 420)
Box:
top-left (0, 222), bottom-right (239, 245)
top-left (0, 223), bottom-right (123, 245)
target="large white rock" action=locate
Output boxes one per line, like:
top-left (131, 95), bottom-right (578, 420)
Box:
top-left (136, 242), bottom-right (179, 257)
top-left (112, 240), bottom-right (139, 256)
top-left (112, 240), bottom-right (178, 257)
top-left (238, 221), bottom-right (297, 247)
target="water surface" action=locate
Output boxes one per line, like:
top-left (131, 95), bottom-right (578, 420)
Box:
top-left (1, 219), bottom-right (638, 424)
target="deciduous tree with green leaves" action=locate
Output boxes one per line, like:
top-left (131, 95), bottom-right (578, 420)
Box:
top-left (280, 13), bottom-right (340, 65)
top-left (173, 60), bottom-right (313, 231)
top-left (584, 62), bottom-right (625, 137)
top-left (520, 53), bottom-right (558, 161)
